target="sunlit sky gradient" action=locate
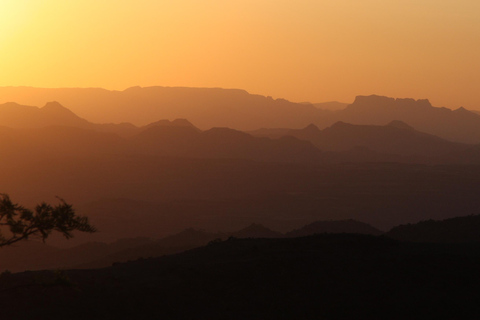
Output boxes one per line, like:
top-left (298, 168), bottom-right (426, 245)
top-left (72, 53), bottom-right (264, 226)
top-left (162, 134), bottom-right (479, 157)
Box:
top-left (1, 0), bottom-right (479, 108)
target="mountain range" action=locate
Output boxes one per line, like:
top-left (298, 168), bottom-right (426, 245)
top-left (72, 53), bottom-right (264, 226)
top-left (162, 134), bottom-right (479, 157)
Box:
top-left (2, 87), bottom-right (480, 319)
top-left (252, 120), bottom-right (471, 161)
top-left (2, 100), bottom-right (480, 164)
top-left (2, 87), bottom-right (480, 143)
top-left (2, 90), bottom-right (480, 255)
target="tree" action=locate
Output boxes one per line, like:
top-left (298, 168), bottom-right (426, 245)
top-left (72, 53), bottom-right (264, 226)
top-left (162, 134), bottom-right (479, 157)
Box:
top-left (0, 194), bottom-right (95, 248)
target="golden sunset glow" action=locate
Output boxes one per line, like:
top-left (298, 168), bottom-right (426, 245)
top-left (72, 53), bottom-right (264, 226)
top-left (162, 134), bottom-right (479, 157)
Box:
top-left (4, 2), bottom-right (480, 316)
top-left (0, 1), bottom-right (32, 42)
top-left (1, 0), bottom-right (480, 108)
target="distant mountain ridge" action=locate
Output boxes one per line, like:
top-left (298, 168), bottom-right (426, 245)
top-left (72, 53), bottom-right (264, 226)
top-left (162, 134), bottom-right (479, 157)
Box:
top-left (0, 101), bottom-right (90, 129)
top-left (2, 100), bottom-right (480, 165)
top-left (0, 86), bottom-right (326, 130)
top-left (336, 95), bottom-right (480, 143)
top-left (133, 125), bottom-right (323, 163)
top-left (285, 121), bottom-right (468, 158)
top-left (2, 87), bottom-right (480, 143)
top-left (0, 101), bottom-right (325, 165)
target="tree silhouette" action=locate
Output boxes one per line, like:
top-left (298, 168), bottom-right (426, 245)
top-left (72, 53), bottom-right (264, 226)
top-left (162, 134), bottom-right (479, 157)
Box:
top-left (0, 194), bottom-right (95, 248)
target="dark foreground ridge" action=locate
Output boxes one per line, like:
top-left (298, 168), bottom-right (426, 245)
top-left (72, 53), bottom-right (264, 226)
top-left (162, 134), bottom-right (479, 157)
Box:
top-left (1, 234), bottom-right (480, 319)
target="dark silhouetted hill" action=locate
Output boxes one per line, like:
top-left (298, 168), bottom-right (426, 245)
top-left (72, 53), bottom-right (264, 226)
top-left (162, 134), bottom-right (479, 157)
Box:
top-left (2, 234), bottom-right (480, 319)
top-left (286, 219), bottom-right (383, 237)
top-left (386, 214), bottom-right (480, 243)
top-left (0, 222), bottom-right (284, 272)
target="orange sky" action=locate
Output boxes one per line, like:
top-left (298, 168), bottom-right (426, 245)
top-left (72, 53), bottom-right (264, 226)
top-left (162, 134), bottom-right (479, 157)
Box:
top-left (1, 0), bottom-right (479, 108)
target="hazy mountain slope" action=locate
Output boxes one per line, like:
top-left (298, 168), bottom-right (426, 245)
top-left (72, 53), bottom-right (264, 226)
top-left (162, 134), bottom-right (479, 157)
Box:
top-left (0, 101), bottom-right (91, 129)
top-left (0, 100), bottom-right (325, 164)
top-left (0, 125), bottom-right (132, 161)
top-left (286, 121), bottom-right (468, 158)
top-left (0, 114), bottom-right (326, 167)
top-left (0, 100), bottom-right (135, 137)
top-left (336, 95), bottom-right (480, 143)
top-left (12, 159), bottom-right (480, 238)
top-left (3, 87), bottom-right (480, 143)
top-left (132, 125), bottom-right (324, 163)
top-left (0, 86), bottom-right (327, 130)
top-left (0, 100), bottom-right (201, 138)
top-left (247, 127), bottom-right (291, 139)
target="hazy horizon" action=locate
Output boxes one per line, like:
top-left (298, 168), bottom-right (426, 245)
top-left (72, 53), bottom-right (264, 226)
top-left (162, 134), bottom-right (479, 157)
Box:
top-left (1, 1), bottom-right (480, 109)
top-left (3, 3), bottom-right (480, 316)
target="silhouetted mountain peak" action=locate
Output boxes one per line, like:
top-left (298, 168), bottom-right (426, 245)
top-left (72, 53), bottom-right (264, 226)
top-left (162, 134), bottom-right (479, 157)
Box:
top-left (41, 101), bottom-right (76, 115)
top-left (142, 118), bottom-right (200, 132)
top-left (124, 86), bottom-right (142, 91)
top-left (386, 120), bottom-right (415, 131)
top-left (352, 95), bottom-right (395, 106)
top-left (413, 98), bottom-right (432, 108)
top-left (303, 123), bottom-right (321, 133)
top-left (454, 106), bottom-right (470, 114)
top-left (0, 101), bottom-right (23, 108)
top-left (350, 95), bottom-right (432, 110)
top-left (171, 118), bottom-right (196, 127)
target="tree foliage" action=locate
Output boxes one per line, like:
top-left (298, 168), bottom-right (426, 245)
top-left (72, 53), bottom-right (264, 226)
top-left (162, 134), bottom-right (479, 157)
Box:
top-left (0, 194), bottom-right (95, 248)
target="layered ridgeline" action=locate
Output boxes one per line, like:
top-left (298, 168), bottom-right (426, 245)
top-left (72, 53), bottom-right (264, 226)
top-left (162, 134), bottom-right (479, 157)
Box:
top-left (3, 213), bottom-right (480, 273)
top-left (1, 87), bottom-right (480, 143)
top-left (0, 101), bottom-right (322, 163)
top-left (1, 100), bottom-right (479, 164)
top-left (0, 86), bottom-right (325, 130)
top-left (252, 121), bottom-right (472, 161)
top-left (3, 100), bottom-right (480, 249)
top-left (0, 219), bottom-right (382, 273)
top-left (7, 212), bottom-right (480, 273)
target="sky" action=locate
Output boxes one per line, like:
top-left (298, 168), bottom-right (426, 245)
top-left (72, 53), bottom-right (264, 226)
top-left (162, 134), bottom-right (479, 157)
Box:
top-left (1, 0), bottom-right (479, 108)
